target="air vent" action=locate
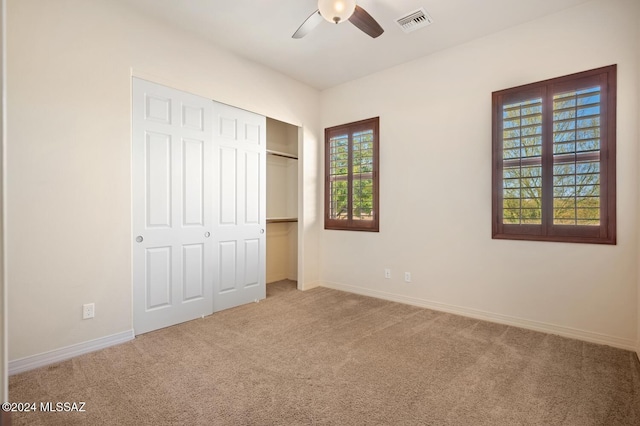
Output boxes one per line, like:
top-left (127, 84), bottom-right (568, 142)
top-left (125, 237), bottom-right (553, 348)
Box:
top-left (396, 7), bottom-right (433, 33)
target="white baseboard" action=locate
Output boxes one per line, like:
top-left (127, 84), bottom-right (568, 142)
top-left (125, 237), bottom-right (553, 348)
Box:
top-left (9, 329), bottom-right (134, 375)
top-left (320, 281), bottom-right (637, 352)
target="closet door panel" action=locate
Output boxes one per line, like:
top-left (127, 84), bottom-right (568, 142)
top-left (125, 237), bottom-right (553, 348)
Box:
top-left (182, 138), bottom-right (205, 227)
top-left (212, 102), bottom-right (266, 312)
top-left (218, 147), bottom-right (237, 225)
top-left (218, 241), bottom-right (237, 293)
top-left (146, 132), bottom-right (172, 228)
top-left (245, 151), bottom-right (260, 225)
top-left (132, 78), bottom-right (214, 335)
top-left (244, 239), bottom-right (260, 288)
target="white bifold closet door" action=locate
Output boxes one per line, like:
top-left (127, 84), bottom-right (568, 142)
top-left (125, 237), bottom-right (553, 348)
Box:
top-left (132, 78), bottom-right (266, 335)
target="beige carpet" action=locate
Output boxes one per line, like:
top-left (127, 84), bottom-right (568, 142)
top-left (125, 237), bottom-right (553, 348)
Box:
top-left (8, 280), bottom-right (640, 425)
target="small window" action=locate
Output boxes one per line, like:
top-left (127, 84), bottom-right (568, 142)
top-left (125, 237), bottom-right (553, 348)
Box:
top-left (325, 117), bottom-right (379, 232)
top-left (492, 65), bottom-right (616, 244)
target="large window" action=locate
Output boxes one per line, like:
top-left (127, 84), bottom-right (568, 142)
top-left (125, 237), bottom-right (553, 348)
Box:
top-left (492, 65), bottom-right (616, 244)
top-left (325, 117), bottom-right (379, 232)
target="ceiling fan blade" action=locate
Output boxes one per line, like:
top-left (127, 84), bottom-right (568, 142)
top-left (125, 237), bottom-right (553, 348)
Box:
top-left (292, 10), bottom-right (323, 39)
top-left (348, 5), bottom-right (384, 38)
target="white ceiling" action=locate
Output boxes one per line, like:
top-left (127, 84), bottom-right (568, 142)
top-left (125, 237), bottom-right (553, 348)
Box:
top-left (119, 0), bottom-right (592, 90)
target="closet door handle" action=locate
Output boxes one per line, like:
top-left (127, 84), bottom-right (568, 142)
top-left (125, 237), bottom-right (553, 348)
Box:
top-left (135, 236), bottom-right (143, 243)
top-left (260, 229), bottom-right (265, 234)
top-left (204, 232), bottom-right (211, 238)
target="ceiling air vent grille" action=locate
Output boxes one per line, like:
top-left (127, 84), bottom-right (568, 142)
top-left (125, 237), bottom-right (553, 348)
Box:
top-left (396, 8), bottom-right (433, 33)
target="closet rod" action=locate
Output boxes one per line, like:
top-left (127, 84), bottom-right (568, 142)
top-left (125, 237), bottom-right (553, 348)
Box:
top-left (266, 149), bottom-right (298, 160)
top-left (266, 218), bottom-right (298, 224)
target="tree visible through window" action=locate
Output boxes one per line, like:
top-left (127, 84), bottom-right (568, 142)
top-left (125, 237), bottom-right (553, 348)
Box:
top-left (325, 117), bottom-right (379, 232)
top-left (492, 65), bottom-right (616, 244)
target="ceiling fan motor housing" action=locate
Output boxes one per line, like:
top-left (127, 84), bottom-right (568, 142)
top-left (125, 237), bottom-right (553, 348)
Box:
top-left (318, 0), bottom-right (357, 24)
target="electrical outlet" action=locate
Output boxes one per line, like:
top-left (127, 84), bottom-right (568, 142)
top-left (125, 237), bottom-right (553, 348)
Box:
top-left (404, 272), bottom-right (411, 283)
top-left (82, 303), bottom-right (95, 320)
top-left (384, 268), bottom-right (391, 279)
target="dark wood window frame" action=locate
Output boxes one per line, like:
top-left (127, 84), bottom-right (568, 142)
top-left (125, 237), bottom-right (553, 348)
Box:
top-left (492, 65), bottom-right (616, 244)
top-left (325, 117), bottom-right (380, 232)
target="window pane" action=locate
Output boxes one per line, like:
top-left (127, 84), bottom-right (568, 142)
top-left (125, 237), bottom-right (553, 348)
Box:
top-left (328, 133), bottom-right (349, 220)
top-left (352, 177), bottom-right (373, 220)
top-left (329, 180), bottom-right (348, 220)
top-left (351, 130), bottom-right (375, 221)
top-left (552, 86), bottom-right (601, 226)
top-left (501, 98), bottom-right (542, 225)
top-left (501, 166), bottom-right (542, 225)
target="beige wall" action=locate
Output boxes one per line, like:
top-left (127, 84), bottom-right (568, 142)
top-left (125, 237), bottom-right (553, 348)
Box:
top-left (321, 0), bottom-right (640, 349)
top-left (1, 0), bottom-right (6, 405)
top-left (6, 0), bottom-right (321, 360)
top-left (637, 0), bottom-right (640, 359)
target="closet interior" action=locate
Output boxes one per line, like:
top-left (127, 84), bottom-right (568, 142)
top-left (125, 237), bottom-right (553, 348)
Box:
top-left (266, 117), bottom-right (299, 285)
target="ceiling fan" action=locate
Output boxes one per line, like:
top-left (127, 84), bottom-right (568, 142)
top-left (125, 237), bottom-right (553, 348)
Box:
top-left (292, 0), bottom-right (384, 39)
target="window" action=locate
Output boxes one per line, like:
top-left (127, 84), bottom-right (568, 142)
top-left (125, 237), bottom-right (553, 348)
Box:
top-left (492, 65), bottom-right (616, 244)
top-left (325, 117), bottom-right (379, 232)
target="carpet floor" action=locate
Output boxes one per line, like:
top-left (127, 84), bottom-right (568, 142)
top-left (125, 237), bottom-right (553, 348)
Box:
top-left (8, 280), bottom-right (640, 425)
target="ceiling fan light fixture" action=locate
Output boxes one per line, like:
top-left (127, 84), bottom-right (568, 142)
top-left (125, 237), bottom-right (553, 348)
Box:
top-left (318, 0), bottom-right (356, 24)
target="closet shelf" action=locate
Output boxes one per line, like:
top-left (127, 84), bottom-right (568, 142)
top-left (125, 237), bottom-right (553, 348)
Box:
top-left (266, 149), bottom-right (298, 160)
top-left (267, 217), bottom-right (298, 224)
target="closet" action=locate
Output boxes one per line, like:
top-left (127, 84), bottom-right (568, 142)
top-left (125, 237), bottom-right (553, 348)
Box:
top-left (132, 78), bottom-right (268, 334)
top-left (266, 118), bottom-right (299, 285)
top-left (132, 78), bottom-right (301, 335)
